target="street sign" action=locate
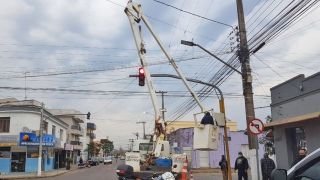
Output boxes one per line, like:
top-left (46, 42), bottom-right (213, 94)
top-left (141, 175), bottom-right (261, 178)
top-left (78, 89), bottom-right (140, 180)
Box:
top-left (249, 119), bottom-right (264, 135)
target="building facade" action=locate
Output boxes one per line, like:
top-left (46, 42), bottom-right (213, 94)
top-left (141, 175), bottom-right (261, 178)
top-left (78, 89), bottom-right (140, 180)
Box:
top-left (86, 122), bottom-right (96, 159)
top-left (266, 72), bottom-right (320, 169)
top-left (168, 127), bottom-right (264, 168)
top-left (49, 109), bottom-right (85, 164)
top-left (0, 99), bottom-right (68, 174)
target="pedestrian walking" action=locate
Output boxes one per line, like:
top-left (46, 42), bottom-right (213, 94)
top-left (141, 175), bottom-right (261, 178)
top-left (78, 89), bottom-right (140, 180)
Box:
top-left (261, 153), bottom-right (276, 180)
top-left (219, 155), bottom-right (228, 180)
top-left (291, 148), bottom-right (307, 167)
top-left (234, 152), bottom-right (249, 180)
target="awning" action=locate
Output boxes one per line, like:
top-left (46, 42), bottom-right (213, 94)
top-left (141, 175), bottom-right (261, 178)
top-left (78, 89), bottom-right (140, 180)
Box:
top-left (265, 112), bottom-right (320, 128)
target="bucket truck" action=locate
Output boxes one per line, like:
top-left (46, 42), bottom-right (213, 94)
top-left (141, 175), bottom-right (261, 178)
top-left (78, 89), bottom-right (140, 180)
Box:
top-left (116, 1), bottom-right (220, 179)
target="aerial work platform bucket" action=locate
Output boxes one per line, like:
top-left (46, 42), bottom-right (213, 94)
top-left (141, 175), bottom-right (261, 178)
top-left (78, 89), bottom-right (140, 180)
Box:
top-left (193, 111), bottom-right (219, 150)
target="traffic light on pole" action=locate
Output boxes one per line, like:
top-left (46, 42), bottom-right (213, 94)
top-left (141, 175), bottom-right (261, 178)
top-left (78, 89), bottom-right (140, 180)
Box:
top-left (138, 67), bottom-right (145, 86)
top-left (87, 112), bottom-right (91, 120)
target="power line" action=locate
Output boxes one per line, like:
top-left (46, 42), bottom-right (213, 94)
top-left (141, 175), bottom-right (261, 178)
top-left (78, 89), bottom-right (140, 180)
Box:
top-left (151, 0), bottom-right (234, 28)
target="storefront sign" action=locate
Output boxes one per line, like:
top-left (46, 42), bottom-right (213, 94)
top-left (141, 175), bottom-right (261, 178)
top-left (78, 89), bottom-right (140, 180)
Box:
top-left (19, 132), bottom-right (55, 147)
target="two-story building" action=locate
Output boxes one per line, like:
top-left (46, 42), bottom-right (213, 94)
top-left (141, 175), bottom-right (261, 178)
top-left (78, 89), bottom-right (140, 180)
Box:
top-left (266, 72), bottom-right (320, 169)
top-left (0, 98), bottom-right (68, 174)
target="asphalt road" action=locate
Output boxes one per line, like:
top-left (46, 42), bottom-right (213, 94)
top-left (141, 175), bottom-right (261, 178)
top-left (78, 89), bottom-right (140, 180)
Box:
top-left (20, 160), bottom-right (248, 180)
top-left (38, 160), bottom-right (121, 180)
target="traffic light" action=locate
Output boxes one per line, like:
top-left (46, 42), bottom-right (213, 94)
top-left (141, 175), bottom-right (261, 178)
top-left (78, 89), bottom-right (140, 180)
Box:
top-left (87, 112), bottom-right (91, 120)
top-left (138, 67), bottom-right (145, 86)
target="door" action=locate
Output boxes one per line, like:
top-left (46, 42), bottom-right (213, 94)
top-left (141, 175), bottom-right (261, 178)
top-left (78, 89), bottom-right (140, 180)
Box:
top-left (11, 152), bottom-right (26, 172)
top-left (198, 150), bottom-right (209, 167)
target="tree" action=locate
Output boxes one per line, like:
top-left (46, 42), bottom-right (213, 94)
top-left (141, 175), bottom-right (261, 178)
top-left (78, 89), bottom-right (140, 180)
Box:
top-left (86, 142), bottom-right (95, 158)
top-left (101, 142), bottom-right (114, 156)
top-left (86, 141), bottom-right (101, 157)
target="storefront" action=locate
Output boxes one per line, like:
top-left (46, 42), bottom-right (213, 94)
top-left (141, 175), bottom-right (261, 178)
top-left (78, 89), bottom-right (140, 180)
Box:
top-left (0, 132), bottom-right (58, 174)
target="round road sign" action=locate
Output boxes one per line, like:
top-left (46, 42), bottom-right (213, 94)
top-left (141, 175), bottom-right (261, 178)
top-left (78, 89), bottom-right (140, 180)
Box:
top-left (249, 118), bottom-right (264, 135)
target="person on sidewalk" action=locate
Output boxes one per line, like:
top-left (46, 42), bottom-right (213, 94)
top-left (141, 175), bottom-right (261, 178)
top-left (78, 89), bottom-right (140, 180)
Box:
top-left (234, 152), bottom-right (249, 180)
top-left (261, 153), bottom-right (275, 180)
top-left (219, 155), bottom-right (228, 180)
top-left (291, 148), bottom-right (307, 167)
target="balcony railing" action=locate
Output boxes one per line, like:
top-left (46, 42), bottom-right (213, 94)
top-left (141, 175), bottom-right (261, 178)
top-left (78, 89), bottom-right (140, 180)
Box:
top-left (70, 140), bottom-right (82, 145)
top-left (70, 125), bottom-right (84, 136)
top-left (87, 123), bottom-right (96, 130)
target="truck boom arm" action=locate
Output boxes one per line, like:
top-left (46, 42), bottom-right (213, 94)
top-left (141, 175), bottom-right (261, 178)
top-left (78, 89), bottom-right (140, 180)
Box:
top-left (125, 1), bottom-right (207, 141)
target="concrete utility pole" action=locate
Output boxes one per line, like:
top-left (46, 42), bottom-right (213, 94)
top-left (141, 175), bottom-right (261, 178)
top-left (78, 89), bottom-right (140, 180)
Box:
top-left (136, 121), bottom-right (146, 139)
top-left (236, 0), bottom-right (260, 179)
top-left (129, 139), bottom-right (134, 151)
top-left (37, 103), bottom-right (44, 176)
top-left (156, 91), bottom-right (167, 122)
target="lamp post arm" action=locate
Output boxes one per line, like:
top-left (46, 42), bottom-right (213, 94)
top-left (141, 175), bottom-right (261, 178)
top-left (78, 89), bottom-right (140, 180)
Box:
top-left (194, 44), bottom-right (242, 75)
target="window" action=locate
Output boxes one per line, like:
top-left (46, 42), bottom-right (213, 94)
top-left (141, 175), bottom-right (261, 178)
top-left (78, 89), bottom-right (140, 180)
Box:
top-left (139, 143), bottom-right (153, 151)
top-left (295, 157), bottom-right (320, 179)
top-left (0, 147), bottom-right (11, 158)
top-left (52, 125), bottom-right (56, 136)
top-left (0, 117), bottom-right (10, 133)
top-left (60, 129), bottom-right (63, 140)
top-left (27, 146), bottom-right (39, 158)
top-left (43, 121), bottom-right (48, 134)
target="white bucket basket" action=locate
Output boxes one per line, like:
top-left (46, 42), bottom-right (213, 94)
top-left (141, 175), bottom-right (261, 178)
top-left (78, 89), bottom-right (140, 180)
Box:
top-left (193, 110), bottom-right (219, 150)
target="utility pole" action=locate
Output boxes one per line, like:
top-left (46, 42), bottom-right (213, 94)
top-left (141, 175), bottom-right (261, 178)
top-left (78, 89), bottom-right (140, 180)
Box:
top-left (129, 139), bottom-right (134, 151)
top-left (236, 0), bottom-right (260, 179)
top-left (136, 121), bottom-right (146, 139)
top-left (133, 132), bottom-right (139, 140)
top-left (37, 103), bottom-right (44, 176)
top-left (156, 91), bottom-right (167, 122)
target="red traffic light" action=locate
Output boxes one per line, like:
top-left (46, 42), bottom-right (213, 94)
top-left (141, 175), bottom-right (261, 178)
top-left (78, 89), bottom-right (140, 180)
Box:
top-left (138, 67), bottom-right (145, 86)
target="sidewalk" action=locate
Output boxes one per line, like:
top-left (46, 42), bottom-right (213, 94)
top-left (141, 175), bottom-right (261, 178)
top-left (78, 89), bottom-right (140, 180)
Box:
top-left (0, 165), bottom-right (78, 179)
top-left (191, 168), bottom-right (239, 175)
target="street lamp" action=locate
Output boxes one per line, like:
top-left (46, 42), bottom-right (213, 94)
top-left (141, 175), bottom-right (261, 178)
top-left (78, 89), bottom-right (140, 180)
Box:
top-left (181, 40), bottom-right (242, 75)
top-left (129, 73), bottom-right (233, 180)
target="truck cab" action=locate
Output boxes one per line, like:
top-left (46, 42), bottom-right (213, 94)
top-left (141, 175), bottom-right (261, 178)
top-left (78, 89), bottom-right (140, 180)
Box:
top-left (271, 148), bottom-right (320, 180)
top-left (132, 139), bottom-right (153, 162)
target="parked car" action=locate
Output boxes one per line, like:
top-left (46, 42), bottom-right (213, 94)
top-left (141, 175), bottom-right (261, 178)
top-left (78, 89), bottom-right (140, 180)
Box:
top-left (99, 156), bottom-right (104, 163)
top-left (120, 156), bottom-right (125, 160)
top-left (271, 148), bottom-right (320, 179)
top-left (104, 156), bottom-right (113, 165)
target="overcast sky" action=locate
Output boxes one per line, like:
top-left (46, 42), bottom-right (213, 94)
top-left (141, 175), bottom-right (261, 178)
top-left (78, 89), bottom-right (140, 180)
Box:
top-left (0, 0), bottom-right (319, 149)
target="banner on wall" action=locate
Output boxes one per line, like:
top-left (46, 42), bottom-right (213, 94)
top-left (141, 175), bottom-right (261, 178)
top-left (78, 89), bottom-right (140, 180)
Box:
top-left (19, 132), bottom-right (55, 147)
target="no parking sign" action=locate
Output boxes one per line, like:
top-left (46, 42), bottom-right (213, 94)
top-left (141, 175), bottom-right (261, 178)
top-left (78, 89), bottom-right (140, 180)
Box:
top-left (249, 119), bottom-right (264, 135)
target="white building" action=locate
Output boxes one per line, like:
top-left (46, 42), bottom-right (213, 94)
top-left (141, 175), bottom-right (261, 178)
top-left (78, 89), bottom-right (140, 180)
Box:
top-left (0, 98), bottom-right (68, 173)
top-left (48, 109), bottom-right (86, 164)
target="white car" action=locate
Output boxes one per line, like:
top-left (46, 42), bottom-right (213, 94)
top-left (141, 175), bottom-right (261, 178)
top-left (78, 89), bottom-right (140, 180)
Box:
top-left (271, 148), bottom-right (320, 179)
top-left (104, 156), bottom-right (112, 164)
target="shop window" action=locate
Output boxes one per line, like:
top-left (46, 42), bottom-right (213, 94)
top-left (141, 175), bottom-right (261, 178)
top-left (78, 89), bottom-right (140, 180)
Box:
top-left (27, 146), bottom-right (39, 158)
top-left (0, 147), bottom-right (11, 158)
top-left (0, 117), bottom-right (10, 133)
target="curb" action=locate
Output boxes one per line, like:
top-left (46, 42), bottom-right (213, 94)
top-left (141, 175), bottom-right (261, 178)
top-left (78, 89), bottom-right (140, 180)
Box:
top-left (0, 167), bottom-right (78, 180)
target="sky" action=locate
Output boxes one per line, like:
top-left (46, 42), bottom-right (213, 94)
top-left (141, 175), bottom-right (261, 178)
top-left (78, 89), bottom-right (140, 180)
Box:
top-left (0, 0), bottom-right (319, 149)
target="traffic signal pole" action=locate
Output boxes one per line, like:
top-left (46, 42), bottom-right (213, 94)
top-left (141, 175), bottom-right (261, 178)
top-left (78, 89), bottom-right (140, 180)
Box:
top-left (236, 0), bottom-right (260, 179)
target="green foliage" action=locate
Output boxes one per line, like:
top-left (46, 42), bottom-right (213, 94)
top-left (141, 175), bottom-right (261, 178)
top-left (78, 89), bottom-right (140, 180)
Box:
top-left (101, 142), bottom-right (114, 156)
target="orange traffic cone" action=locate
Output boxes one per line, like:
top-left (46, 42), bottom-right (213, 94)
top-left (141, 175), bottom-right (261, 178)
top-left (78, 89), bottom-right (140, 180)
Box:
top-left (180, 156), bottom-right (188, 180)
